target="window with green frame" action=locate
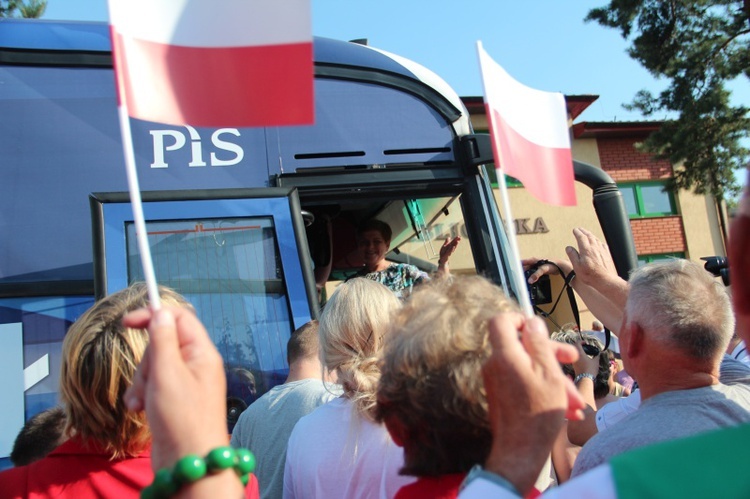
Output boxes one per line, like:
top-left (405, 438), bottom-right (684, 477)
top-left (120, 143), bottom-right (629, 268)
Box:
top-left (473, 127), bottom-right (522, 188)
top-left (619, 182), bottom-right (677, 218)
top-left (485, 164), bottom-right (523, 188)
top-left (637, 252), bottom-right (685, 267)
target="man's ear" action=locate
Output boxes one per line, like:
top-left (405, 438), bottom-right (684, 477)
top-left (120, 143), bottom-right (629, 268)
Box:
top-left (382, 412), bottom-right (407, 448)
top-left (626, 322), bottom-right (644, 359)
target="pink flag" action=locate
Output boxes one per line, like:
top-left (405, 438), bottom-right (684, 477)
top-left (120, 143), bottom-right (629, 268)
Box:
top-left (108, 0), bottom-right (314, 128)
top-left (477, 44), bottom-right (576, 206)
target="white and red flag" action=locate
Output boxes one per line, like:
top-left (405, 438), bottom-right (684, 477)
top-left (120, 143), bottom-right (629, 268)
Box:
top-left (477, 43), bottom-right (576, 206)
top-left (108, 0), bottom-right (314, 128)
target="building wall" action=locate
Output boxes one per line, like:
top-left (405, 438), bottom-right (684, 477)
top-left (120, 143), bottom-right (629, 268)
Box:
top-left (597, 137), bottom-right (672, 182)
top-left (679, 190), bottom-right (726, 260)
top-left (466, 122), bottom-right (726, 333)
top-left (571, 138), bottom-right (602, 168)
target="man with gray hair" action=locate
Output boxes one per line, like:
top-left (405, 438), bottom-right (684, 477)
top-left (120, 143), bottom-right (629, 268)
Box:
top-left (570, 258), bottom-right (750, 476)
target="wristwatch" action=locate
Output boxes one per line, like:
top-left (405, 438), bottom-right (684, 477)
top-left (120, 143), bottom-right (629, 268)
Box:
top-left (574, 372), bottom-right (596, 384)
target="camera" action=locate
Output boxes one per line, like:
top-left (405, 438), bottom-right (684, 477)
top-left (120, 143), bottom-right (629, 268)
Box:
top-left (701, 256), bottom-right (729, 286)
top-left (524, 267), bottom-right (552, 306)
top-left (581, 343), bottom-right (601, 357)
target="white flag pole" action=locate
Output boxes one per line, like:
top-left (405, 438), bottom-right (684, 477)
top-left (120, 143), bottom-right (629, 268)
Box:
top-left (476, 41), bottom-right (533, 317)
top-left (115, 106), bottom-right (162, 311)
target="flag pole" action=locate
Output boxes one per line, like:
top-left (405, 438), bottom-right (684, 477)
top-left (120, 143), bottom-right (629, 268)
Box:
top-left (494, 164), bottom-right (534, 317)
top-left (115, 105), bottom-right (162, 311)
top-left (476, 41), bottom-right (534, 317)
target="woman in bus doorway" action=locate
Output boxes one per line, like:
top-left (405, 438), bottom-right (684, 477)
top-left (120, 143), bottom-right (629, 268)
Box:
top-left (349, 219), bottom-right (460, 299)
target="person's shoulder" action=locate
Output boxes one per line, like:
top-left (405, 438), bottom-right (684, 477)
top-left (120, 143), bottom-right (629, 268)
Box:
top-left (394, 263), bottom-right (428, 278)
top-left (396, 263), bottom-right (420, 272)
top-left (0, 462), bottom-right (30, 493)
top-left (292, 397), bottom-right (344, 427)
top-left (720, 355), bottom-right (750, 385)
top-left (285, 380), bottom-right (342, 403)
top-left (231, 388), bottom-right (281, 437)
top-left (715, 381), bottom-right (750, 409)
top-left (286, 397), bottom-right (346, 450)
top-left (286, 378), bottom-right (328, 391)
top-left (571, 428), bottom-right (620, 477)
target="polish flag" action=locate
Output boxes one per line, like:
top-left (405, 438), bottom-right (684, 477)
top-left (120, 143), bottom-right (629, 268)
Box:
top-left (477, 43), bottom-right (576, 206)
top-left (108, 0), bottom-right (314, 128)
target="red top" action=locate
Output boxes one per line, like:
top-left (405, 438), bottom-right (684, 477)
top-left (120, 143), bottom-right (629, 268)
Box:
top-left (0, 436), bottom-right (259, 499)
top-left (395, 473), bottom-right (466, 499)
top-left (394, 472), bottom-right (542, 499)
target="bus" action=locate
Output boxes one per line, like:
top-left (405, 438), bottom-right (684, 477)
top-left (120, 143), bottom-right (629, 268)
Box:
top-left (0, 19), bottom-right (636, 467)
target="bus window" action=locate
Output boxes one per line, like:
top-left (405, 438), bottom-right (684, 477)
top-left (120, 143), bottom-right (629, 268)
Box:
top-left (91, 189), bottom-right (317, 430)
top-left (317, 193), bottom-right (482, 299)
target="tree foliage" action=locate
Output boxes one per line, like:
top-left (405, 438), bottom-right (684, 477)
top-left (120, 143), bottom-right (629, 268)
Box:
top-left (0, 1), bottom-right (21, 17)
top-left (18, 0), bottom-right (46, 18)
top-left (586, 0), bottom-right (750, 199)
top-left (1, 0), bottom-right (46, 18)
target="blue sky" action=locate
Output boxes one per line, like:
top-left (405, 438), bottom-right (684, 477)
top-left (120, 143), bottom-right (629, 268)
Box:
top-left (43, 0), bottom-right (750, 125)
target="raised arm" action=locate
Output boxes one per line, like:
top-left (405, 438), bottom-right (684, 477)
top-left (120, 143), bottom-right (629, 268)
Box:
top-left (524, 228), bottom-right (628, 333)
top-left (124, 307), bottom-right (252, 499)
top-left (566, 342), bottom-right (604, 446)
top-left (436, 236), bottom-right (461, 277)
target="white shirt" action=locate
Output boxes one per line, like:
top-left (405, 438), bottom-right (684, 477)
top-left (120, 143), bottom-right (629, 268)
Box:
top-left (283, 397), bottom-right (413, 499)
top-left (730, 341), bottom-right (750, 365)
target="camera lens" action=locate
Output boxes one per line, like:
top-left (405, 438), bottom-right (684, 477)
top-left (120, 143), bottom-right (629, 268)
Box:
top-left (582, 343), bottom-right (600, 356)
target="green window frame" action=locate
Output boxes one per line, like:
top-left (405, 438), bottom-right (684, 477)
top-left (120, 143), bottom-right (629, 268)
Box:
top-left (485, 164), bottom-right (523, 188)
top-left (637, 252), bottom-right (685, 267)
top-left (473, 127), bottom-right (522, 188)
top-left (619, 182), bottom-right (677, 218)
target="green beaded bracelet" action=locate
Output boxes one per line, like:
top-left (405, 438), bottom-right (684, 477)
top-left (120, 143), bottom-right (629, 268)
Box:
top-left (141, 446), bottom-right (256, 499)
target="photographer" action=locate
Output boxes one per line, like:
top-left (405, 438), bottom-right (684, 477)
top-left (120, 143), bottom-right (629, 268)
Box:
top-left (459, 170), bottom-right (750, 498)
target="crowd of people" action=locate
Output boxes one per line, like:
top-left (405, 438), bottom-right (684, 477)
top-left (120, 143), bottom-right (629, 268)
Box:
top-left (1, 170), bottom-right (748, 498)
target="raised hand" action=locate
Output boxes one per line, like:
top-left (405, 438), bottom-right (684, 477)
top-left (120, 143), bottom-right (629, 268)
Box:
top-left (123, 307), bottom-right (230, 471)
top-left (522, 257), bottom-right (573, 285)
top-left (482, 312), bottom-right (584, 495)
top-left (439, 236), bottom-right (461, 264)
top-left (566, 228), bottom-right (618, 285)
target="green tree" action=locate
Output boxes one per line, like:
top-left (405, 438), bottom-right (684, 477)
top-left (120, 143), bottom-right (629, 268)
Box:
top-left (18, 0), bottom-right (45, 18)
top-left (586, 0), bottom-right (750, 199)
top-left (0, 0), bottom-right (21, 17)
top-left (1, 0), bottom-right (46, 18)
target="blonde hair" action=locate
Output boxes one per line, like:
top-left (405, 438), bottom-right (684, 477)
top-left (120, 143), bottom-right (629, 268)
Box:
top-left (376, 275), bottom-right (519, 476)
top-left (318, 278), bottom-right (401, 420)
top-left (60, 283), bottom-right (190, 459)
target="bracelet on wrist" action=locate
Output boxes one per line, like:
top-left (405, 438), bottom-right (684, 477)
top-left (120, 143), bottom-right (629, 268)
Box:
top-left (574, 372), bottom-right (596, 384)
top-left (141, 446), bottom-right (256, 499)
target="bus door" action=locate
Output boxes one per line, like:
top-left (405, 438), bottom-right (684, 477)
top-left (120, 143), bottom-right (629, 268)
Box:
top-left (274, 153), bottom-right (520, 303)
top-left (90, 187), bottom-right (317, 428)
